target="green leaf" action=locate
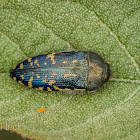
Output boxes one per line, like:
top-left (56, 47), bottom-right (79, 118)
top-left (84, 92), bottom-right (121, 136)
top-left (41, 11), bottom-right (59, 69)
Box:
top-left (0, 0), bottom-right (140, 140)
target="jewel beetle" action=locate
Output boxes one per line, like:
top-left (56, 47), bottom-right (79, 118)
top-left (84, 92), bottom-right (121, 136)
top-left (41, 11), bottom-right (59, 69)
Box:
top-left (10, 51), bottom-right (110, 91)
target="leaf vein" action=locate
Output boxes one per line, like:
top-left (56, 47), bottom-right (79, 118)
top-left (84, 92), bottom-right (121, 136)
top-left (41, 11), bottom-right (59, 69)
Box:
top-left (0, 31), bottom-right (28, 58)
top-left (109, 78), bottom-right (140, 84)
top-left (78, 2), bottom-right (140, 75)
top-left (47, 86), bottom-right (140, 134)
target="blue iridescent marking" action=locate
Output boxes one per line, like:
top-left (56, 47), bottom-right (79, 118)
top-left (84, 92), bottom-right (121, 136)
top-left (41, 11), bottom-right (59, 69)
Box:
top-left (10, 51), bottom-right (88, 91)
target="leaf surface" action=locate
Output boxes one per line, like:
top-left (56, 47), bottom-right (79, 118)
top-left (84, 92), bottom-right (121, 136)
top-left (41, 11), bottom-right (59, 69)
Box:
top-left (0, 0), bottom-right (140, 140)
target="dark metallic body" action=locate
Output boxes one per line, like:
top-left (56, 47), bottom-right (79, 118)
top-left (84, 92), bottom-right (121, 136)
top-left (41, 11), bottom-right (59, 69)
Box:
top-left (10, 51), bottom-right (110, 91)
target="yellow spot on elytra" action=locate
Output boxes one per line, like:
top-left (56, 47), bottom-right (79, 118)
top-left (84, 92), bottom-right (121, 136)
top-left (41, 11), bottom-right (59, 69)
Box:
top-left (13, 77), bottom-right (16, 81)
top-left (63, 60), bottom-right (67, 64)
top-left (72, 59), bottom-right (78, 63)
top-left (50, 72), bottom-right (57, 77)
top-left (13, 65), bottom-right (16, 69)
top-left (18, 81), bottom-right (24, 85)
top-left (36, 108), bottom-right (45, 112)
top-left (30, 62), bottom-right (33, 66)
top-left (48, 80), bottom-right (56, 86)
top-left (45, 75), bottom-right (47, 78)
top-left (42, 79), bottom-right (47, 83)
top-left (53, 86), bottom-right (61, 91)
top-left (34, 59), bottom-right (41, 67)
top-left (31, 72), bottom-right (34, 74)
top-left (20, 63), bottom-right (23, 69)
top-left (63, 73), bottom-right (77, 78)
top-left (44, 62), bottom-right (47, 65)
top-left (28, 76), bottom-right (33, 88)
top-left (47, 87), bottom-right (52, 91)
top-left (53, 86), bottom-right (71, 91)
top-left (37, 87), bottom-right (44, 90)
top-left (28, 58), bottom-right (32, 62)
top-left (36, 74), bottom-right (40, 78)
top-left (74, 88), bottom-right (86, 91)
top-left (34, 59), bottom-right (38, 64)
top-left (46, 53), bottom-right (56, 64)
top-left (20, 75), bottom-right (24, 80)
top-left (62, 88), bottom-right (71, 91)
top-left (32, 66), bottom-right (35, 68)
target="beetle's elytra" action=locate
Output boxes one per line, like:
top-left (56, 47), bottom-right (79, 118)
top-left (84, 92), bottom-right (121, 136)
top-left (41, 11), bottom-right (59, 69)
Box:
top-left (10, 51), bottom-right (110, 91)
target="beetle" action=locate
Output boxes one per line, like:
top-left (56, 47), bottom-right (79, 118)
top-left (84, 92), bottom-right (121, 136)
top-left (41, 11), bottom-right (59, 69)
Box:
top-left (9, 51), bottom-right (110, 91)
